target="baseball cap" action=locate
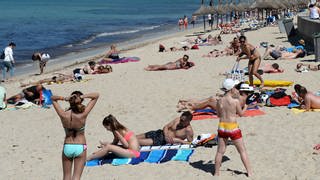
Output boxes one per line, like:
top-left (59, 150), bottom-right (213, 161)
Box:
top-left (222, 78), bottom-right (236, 91)
top-left (240, 83), bottom-right (254, 91)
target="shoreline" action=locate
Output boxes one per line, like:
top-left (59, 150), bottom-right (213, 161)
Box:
top-left (12, 23), bottom-right (205, 80)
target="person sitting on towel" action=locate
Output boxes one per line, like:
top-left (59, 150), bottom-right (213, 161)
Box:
top-left (87, 114), bottom-right (141, 161)
top-left (101, 44), bottom-right (121, 62)
top-left (136, 111), bottom-right (194, 146)
top-left (7, 84), bottom-right (44, 105)
top-left (297, 86), bottom-right (320, 111)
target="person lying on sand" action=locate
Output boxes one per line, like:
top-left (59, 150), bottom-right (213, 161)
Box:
top-left (263, 46), bottom-right (306, 60)
top-left (313, 144), bottom-right (320, 154)
top-left (177, 83), bottom-right (255, 112)
top-left (159, 44), bottom-right (199, 52)
top-left (7, 84), bottom-right (44, 105)
top-left (136, 111), bottom-right (193, 146)
top-left (296, 86), bottom-right (320, 110)
top-left (296, 63), bottom-right (320, 72)
top-left (87, 114), bottom-right (140, 161)
top-left (101, 44), bottom-right (121, 62)
top-left (73, 61), bottom-right (98, 75)
top-left (20, 73), bottom-right (75, 87)
top-left (144, 55), bottom-right (193, 71)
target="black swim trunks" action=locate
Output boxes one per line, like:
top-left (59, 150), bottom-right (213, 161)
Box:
top-left (145, 129), bottom-right (166, 146)
top-left (270, 50), bottom-right (282, 60)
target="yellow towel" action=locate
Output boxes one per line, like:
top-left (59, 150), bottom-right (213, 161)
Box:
top-left (291, 108), bottom-right (320, 114)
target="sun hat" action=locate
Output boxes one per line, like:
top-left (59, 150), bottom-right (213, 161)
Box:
top-left (240, 83), bottom-right (254, 91)
top-left (222, 78), bottom-right (236, 91)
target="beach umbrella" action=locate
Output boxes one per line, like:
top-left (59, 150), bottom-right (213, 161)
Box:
top-left (192, 5), bottom-right (211, 16)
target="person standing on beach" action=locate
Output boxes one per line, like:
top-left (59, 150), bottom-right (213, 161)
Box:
top-left (214, 79), bottom-right (252, 177)
top-left (1, 42), bottom-right (16, 82)
top-left (32, 52), bottom-right (50, 75)
top-left (237, 35), bottom-right (264, 88)
top-left (191, 15), bottom-right (197, 28)
top-left (178, 18), bottom-right (184, 30)
top-left (51, 91), bottom-right (99, 180)
top-left (183, 15), bottom-right (188, 30)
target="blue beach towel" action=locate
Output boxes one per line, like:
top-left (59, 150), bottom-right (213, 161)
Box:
top-left (86, 149), bottom-right (194, 167)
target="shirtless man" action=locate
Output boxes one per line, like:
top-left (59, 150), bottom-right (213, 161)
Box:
top-left (136, 111), bottom-right (193, 145)
top-left (214, 79), bottom-right (252, 177)
top-left (298, 86), bottom-right (320, 110)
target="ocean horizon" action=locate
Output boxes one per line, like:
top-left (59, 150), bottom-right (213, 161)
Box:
top-left (0, 0), bottom-right (205, 68)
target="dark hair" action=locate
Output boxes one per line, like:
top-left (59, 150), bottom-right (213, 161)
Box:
top-left (159, 44), bottom-right (165, 52)
top-left (9, 42), bottom-right (16, 47)
top-left (271, 63), bottom-right (279, 70)
top-left (31, 53), bottom-right (41, 61)
top-left (296, 50), bottom-right (306, 58)
top-left (88, 61), bottom-right (96, 66)
top-left (257, 69), bottom-right (264, 75)
top-left (299, 86), bottom-right (307, 96)
top-left (294, 84), bottom-right (302, 94)
top-left (239, 35), bottom-right (246, 41)
top-left (102, 114), bottom-right (126, 131)
top-left (69, 91), bottom-right (85, 113)
top-left (309, 4), bottom-right (314, 8)
top-left (181, 111), bottom-right (193, 122)
top-left (235, 82), bottom-right (244, 90)
top-left (183, 54), bottom-right (189, 60)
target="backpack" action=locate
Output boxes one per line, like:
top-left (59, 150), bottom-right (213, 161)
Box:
top-left (0, 50), bottom-right (4, 59)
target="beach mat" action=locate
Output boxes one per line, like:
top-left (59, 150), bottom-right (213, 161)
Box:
top-left (99, 57), bottom-right (140, 64)
top-left (192, 107), bottom-right (265, 120)
top-left (86, 148), bottom-right (194, 167)
top-left (291, 108), bottom-right (320, 114)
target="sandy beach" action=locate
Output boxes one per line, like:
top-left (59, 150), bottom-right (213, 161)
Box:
top-left (1, 20), bottom-right (320, 180)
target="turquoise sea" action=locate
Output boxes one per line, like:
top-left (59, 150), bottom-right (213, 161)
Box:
top-left (0, 0), bottom-right (204, 66)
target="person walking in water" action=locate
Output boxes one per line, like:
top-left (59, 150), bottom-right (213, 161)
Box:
top-left (214, 79), bottom-right (253, 177)
top-left (1, 42), bottom-right (16, 82)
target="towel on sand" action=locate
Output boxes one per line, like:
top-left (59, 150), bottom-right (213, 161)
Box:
top-left (192, 107), bottom-right (265, 120)
top-left (86, 148), bottom-right (194, 167)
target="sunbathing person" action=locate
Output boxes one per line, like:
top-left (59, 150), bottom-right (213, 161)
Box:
top-left (177, 83), bottom-right (255, 112)
top-left (136, 111), bottom-right (194, 146)
top-left (202, 49), bottom-right (227, 58)
top-left (263, 46), bottom-right (306, 60)
top-left (144, 55), bottom-right (193, 71)
top-left (20, 74), bottom-right (75, 87)
top-left (101, 44), bottom-right (121, 62)
top-left (7, 84), bottom-right (44, 105)
top-left (259, 63), bottom-right (284, 73)
top-left (224, 37), bottom-right (241, 56)
top-left (296, 63), bottom-right (320, 72)
top-left (297, 86), bottom-right (320, 110)
top-left (73, 61), bottom-right (98, 76)
top-left (87, 114), bottom-right (140, 161)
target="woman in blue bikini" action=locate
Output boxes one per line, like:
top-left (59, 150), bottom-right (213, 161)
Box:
top-left (51, 91), bottom-right (99, 180)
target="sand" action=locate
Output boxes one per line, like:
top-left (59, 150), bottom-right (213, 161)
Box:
top-left (1, 22), bottom-right (320, 180)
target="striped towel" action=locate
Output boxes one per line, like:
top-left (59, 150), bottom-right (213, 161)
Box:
top-left (86, 148), bottom-right (194, 167)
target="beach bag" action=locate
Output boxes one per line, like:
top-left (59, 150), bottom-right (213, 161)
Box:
top-left (0, 50), bottom-right (5, 59)
top-left (226, 62), bottom-right (245, 83)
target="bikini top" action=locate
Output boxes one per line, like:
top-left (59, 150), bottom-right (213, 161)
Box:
top-left (124, 131), bottom-right (134, 142)
top-left (64, 112), bottom-right (85, 137)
